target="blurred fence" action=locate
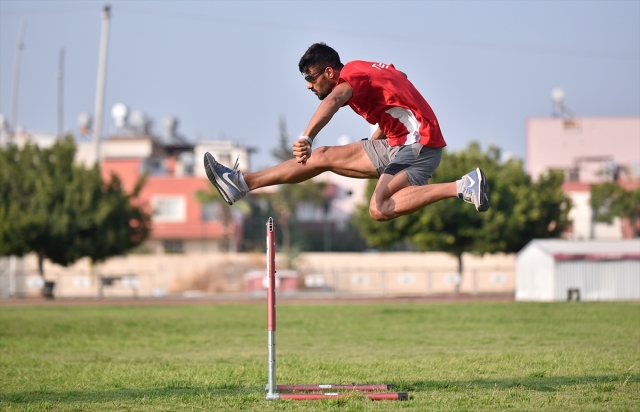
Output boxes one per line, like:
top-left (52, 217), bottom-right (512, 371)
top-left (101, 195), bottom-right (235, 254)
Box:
top-left (301, 266), bottom-right (514, 296)
top-left (0, 257), bottom-right (163, 299)
top-left (1, 253), bottom-right (515, 299)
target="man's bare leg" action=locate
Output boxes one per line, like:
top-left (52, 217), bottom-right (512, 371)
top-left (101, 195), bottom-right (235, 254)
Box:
top-left (245, 142), bottom-right (377, 190)
top-left (369, 172), bottom-right (457, 221)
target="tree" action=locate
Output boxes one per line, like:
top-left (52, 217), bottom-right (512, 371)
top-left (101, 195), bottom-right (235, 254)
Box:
top-left (264, 115), bottom-right (326, 252)
top-left (68, 169), bottom-right (151, 265)
top-left (271, 115), bottom-right (295, 162)
top-left (353, 142), bottom-right (571, 292)
top-left (0, 136), bottom-right (151, 286)
top-left (0, 136), bottom-right (79, 275)
top-left (0, 142), bottom-right (45, 258)
top-left (591, 182), bottom-right (640, 237)
top-left (267, 182), bottom-right (326, 252)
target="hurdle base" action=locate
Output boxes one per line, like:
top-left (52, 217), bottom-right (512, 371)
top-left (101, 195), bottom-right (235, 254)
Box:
top-left (266, 383), bottom-right (396, 392)
top-left (271, 392), bottom-right (408, 401)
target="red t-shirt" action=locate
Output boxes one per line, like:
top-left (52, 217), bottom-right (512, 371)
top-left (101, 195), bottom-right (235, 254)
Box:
top-left (338, 60), bottom-right (446, 148)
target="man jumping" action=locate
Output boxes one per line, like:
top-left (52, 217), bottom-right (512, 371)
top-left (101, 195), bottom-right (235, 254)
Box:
top-left (204, 42), bottom-right (489, 221)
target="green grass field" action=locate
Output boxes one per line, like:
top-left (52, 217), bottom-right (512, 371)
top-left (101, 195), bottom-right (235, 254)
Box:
top-left (0, 300), bottom-right (638, 411)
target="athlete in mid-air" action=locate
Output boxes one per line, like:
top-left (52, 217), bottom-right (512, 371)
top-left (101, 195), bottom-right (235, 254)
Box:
top-left (204, 42), bottom-right (489, 221)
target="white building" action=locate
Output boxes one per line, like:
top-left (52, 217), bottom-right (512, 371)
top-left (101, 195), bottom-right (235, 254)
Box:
top-left (516, 239), bottom-right (640, 302)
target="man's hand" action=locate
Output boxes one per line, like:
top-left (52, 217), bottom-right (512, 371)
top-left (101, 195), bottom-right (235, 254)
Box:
top-left (293, 136), bottom-right (312, 165)
top-left (371, 127), bottom-right (388, 140)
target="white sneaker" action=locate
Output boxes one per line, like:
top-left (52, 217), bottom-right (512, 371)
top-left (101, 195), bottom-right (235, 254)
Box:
top-left (458, 168), bottom-right (490, 212)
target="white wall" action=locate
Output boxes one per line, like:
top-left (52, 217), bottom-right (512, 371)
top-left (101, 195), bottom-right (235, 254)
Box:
top-left (194, 140), bottom-right (251, 176)
top-left (516, 243), bottom-right (555, 301)
top-left (566, 191), bottom-right (622, 240)
top-left (555, 260), bottom-right (640, 301)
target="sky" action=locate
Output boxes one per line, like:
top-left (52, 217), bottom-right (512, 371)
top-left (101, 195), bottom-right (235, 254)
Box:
top-left (1, 0), bottom-right (638, 170)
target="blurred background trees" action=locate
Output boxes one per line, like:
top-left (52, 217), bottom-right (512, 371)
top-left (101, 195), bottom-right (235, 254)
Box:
top-left (250, 116), bottom-right (369, 254)
top-left (352, 142), bottom-right (572, 291)
top-left (241, 116), bottom-right (329, 255)
top-left (591, 182), bottom-right (640, 237)
top-left (0, 133), bottom-right (587, 294)
top-left (0, 136), bottom-right (150, 291)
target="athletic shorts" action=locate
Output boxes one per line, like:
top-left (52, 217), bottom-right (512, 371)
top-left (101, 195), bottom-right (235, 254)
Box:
top-left (360, 139), bottom-right (443, 186)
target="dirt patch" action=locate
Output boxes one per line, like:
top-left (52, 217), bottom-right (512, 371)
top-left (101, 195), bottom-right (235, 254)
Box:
top-left (168, 256), bottom-right (263, 294)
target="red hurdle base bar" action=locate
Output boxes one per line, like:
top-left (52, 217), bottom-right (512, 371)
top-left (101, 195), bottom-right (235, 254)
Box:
top-left (277, 392), bottom-right (408, 401)
top-left (264, 218), bottom-right (408, 402)
top-left (275, 384), bottom-right (396, 391)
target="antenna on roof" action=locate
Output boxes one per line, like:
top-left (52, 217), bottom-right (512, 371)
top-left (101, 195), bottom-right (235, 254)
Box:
top-left (130, 110), bottom-right (151, 134)
top-left (163, 116), bottom-right (178, 138)
top-left (551, 88), bottom-right (564, 114)
top-left (111, 103), bottom-right (129, 130)
top-left (551, 88), bottom-right (575, 120)
top-left (77, 112), bottom-right (93, 137)
top-left (551, 88), bottom-right (579, 129)
top-left (162, 115), bottom-right (188, 144)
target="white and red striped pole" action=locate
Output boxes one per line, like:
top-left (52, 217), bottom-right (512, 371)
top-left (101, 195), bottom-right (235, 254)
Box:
top-left (265, 217), bottom-right (278, 400)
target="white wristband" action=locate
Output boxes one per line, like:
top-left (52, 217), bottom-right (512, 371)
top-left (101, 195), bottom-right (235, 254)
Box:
top-left (299, 136), bottom-right (313, 147)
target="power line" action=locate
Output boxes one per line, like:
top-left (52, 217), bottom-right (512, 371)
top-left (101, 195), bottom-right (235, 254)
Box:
top-left (116, 5), bottom-right (639, 61)
top-left (0, 6), bottom-right (98, 15)
top-left (2, 4), bottom-right (637, 60)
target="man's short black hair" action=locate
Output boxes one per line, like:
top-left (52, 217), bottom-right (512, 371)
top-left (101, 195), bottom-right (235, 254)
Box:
top-left (298, 43), bottom-right (344, 74)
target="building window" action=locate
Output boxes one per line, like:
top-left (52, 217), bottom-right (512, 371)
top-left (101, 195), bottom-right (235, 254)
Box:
top-left (564, 168), bottom-right (580, 182)
top-left (490, 273), bottom-right (507, 284)
top-left (152, 196), bottom-right (186, 222)
top-left (201, 202), bottom-right (223, 222)
top-left (142, 158), bottom-right (166, 175)
top-left (397, 274), bottom-right (415, 285)
top-left (163, 240), bottom-right (184, 254)
top-left (351, 275), bottom-right (369, 285)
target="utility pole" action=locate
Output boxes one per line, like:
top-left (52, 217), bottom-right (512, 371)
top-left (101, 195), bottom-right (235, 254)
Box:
top-left (57, 47), bottom-right (65, 139)
top-left (10, 20), bottom-right (26, 138)
top-left (92, 5), bottom-right (111, 165)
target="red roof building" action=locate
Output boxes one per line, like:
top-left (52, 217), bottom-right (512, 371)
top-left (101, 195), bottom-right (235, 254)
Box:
top-left (89, 134), bottom-right (254, 254)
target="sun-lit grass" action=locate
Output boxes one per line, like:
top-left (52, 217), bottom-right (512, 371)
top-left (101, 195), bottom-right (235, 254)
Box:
top-left (0, 301), bottom-right (638, 411)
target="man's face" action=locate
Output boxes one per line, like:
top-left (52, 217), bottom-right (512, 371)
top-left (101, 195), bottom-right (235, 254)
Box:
top-left (305, 66), bottom-right (335, 100)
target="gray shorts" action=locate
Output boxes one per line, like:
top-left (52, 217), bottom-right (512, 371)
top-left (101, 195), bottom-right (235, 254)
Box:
top-left (360, 139), bottom-right (443, 186)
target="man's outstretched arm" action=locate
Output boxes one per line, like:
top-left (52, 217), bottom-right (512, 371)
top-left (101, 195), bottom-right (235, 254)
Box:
top-left (293, 82), bottom-right (353, 164)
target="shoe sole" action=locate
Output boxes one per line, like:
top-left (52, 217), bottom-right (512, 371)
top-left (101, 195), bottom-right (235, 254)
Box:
top-left (476, 167), bottom-right (490, 212)
top-left (204, 153), bottom-right (234, 205)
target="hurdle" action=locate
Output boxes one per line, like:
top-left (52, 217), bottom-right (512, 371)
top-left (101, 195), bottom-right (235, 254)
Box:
top-left (264, 217), bottom-right (408, 401)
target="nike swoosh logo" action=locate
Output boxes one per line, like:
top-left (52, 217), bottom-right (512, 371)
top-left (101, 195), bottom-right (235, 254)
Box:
top-left (222, 172), bottom-right (241, 192)
top-left (468, 176), bottom-right (476, 188)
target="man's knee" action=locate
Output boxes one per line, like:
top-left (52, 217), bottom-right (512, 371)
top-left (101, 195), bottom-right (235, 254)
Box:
top-left (311, 146), bottom-right (330, 162)
top-left (301, 145), bottom-right (332, 170)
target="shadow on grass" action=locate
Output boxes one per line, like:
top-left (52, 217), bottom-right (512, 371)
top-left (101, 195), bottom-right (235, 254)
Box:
top-left (397, 374), bottom-right (637, 393)
top-left (0, 384), bottom-right (260, 405)
top-left (2, 374), bottom-right (636, 405)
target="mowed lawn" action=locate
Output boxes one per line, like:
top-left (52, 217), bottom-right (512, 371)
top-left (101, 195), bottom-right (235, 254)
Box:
top-left (0, 300), bottom-right (638, 411)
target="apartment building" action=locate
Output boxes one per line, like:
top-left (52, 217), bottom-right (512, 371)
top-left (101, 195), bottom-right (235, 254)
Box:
top-left (526, 116), bottom-right (640, 239)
